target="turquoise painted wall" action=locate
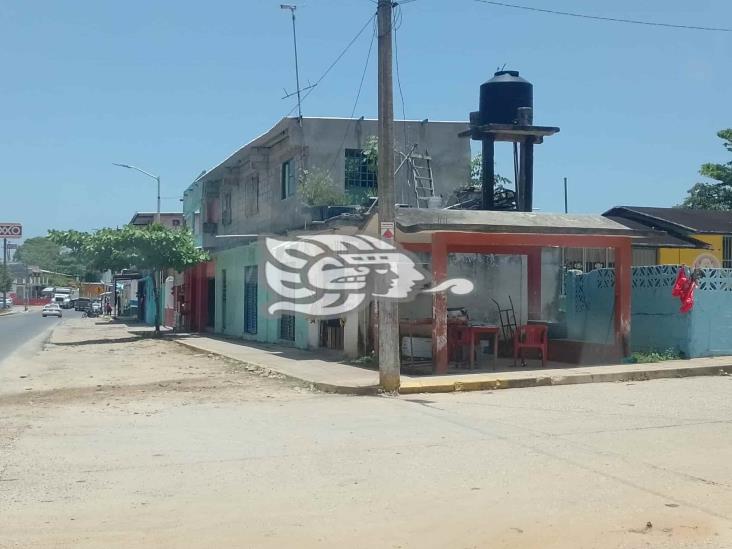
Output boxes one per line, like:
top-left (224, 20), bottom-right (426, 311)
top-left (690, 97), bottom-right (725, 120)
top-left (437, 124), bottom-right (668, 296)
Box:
top-left (687, 270), bottom-right (732, 357)
top-left (213, 242), bottom-right (309, 349)
top-left (140, 275), bottom-right (158, 325)
top-left (565, 270), bottom-right (616, 345)
top-left (629, 266), bottom-right (691, 356)
top-left (183, 181), bottom-right (204, 247)
top-left (566, 266), bottom-right (732, 358)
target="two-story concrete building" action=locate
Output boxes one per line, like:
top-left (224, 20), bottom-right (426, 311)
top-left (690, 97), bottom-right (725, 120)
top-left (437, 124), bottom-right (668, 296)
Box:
top-left (180, 115), bottom-right (471, 354)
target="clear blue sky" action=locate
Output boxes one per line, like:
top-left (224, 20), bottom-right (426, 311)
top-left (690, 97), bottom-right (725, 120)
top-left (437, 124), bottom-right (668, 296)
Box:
top-left (1, 0), bottom-right (730, 239)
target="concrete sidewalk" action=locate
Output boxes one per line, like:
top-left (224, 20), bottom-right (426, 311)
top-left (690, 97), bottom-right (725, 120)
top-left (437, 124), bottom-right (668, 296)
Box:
top-left (172, 334), bottom-right (380, 394)
top-left (0, 307), bottom-right (31, 317)
top-left (126, 326), bottom-right (732, 395)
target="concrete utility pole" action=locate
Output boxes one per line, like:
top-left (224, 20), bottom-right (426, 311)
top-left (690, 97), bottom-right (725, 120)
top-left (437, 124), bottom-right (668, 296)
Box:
top-left (2, 238), bottom-right (7, 309)
top-left (377, 0), bottom-right (400, 392)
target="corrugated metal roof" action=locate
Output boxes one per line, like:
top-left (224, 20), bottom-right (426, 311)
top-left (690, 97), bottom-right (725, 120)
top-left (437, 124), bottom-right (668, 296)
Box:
top-left (604, 216), bottom-right (709, 249)
top-left (605, 206), bottom-right (732, 235)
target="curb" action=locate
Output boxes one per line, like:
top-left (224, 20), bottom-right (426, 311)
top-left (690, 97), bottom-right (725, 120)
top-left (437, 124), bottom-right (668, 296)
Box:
top-left (159, 333), bottom-right (732, 396)
top-left (399, 363), bottom-right (732, 394)
top-left (172, 338), bottom-right (381, 396)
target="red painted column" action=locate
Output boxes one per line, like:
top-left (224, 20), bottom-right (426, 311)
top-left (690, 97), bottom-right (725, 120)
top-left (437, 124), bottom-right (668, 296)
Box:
top-left (198, 263), bottom-right (208, 331)
top-left (431, 233), bottom-right (449, 374)
top-left (183, 268), bottom-right (193, 331)
top-left (614, 243), bottom-right (632, 358)
top-left (527, 247), bottom-right (542, 321)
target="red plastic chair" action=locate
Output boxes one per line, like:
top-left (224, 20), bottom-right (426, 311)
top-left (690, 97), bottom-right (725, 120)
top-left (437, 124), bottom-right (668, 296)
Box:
top-left (513, 324), bottom-right (548, 367)
top-left (447, 324), bottom-right (471, 364)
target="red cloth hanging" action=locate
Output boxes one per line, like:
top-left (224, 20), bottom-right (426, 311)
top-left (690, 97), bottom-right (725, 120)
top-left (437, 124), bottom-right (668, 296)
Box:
top-left (672, 266), bottom-right (688, 297)
top-left (672, 266), bottom-right (696, 313)
top-left (679, 280), bottom-right (696, 313)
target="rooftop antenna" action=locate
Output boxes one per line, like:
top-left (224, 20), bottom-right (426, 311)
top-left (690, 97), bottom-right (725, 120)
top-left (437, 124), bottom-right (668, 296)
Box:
top-left (281, 4), bottom-right (315, 125)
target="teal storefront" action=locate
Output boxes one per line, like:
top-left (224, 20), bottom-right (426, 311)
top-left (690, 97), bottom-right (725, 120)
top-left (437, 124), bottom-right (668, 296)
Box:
top-left (213, 242), bottom-right (309, 349)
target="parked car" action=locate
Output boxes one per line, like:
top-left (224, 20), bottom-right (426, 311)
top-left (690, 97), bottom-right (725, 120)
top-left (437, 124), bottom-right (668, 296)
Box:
top-left (75, 298), bottom-right (91, 311)
top-left (0, 296), bottom-right (13, 308)
top-left (42, 303), bottom-right (62, 318)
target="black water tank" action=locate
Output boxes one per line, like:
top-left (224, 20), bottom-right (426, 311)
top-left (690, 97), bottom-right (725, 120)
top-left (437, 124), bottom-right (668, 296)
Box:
top-left (479, 70), bottom-right (533, 125)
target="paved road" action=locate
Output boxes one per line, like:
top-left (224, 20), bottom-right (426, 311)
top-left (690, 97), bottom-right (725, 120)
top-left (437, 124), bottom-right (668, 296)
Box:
top-left (2, 321), bottom-right (731, 548)
top-left (0, 307), bottom-right (79, 363)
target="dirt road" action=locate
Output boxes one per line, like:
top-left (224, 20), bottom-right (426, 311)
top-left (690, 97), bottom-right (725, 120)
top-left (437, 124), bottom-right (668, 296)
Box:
top-left (1, 318), bottom-right (731, 548)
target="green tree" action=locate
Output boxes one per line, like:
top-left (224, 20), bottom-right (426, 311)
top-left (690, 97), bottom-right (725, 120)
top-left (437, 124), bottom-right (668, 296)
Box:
top-left (363, 135), bottom-right (379, 173)
top-left (0, 264), bottom-right (12, 295)
top-left (49, 225), bottom-right (208, 334)
top-left (470, 153), bottom-right (513, 189)
top-left (15, 235), bottom-right (97, 280)
top-left (298, 168), bottom-right (347, 206)
top-left (680, 129), bottom-right (732, 210)
top-left (15, 237), bottom-right (62, 270)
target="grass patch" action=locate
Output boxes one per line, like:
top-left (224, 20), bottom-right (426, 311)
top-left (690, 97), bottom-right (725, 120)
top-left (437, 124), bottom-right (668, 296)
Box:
top-left (629, 348), bottom-right (683, 364)
top-left (351, 352), bottom-right (378, 368)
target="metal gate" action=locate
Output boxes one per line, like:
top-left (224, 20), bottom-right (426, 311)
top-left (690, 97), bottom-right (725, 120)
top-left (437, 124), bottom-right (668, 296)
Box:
top-left (244, 266), bottom-right (257, 334)
top-left (221, 269), bottom-right (227, 331)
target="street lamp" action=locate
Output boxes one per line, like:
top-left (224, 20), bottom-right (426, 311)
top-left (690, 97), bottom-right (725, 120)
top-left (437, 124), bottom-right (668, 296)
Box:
top-left (113, 163), bottom-right (161, 224)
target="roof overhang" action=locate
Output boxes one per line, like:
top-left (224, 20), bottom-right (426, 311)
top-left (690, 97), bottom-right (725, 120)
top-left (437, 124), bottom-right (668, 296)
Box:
top-left (112, 272), bottom-right (143, 280)
top-left (396, 209), bottom-right (648, 237)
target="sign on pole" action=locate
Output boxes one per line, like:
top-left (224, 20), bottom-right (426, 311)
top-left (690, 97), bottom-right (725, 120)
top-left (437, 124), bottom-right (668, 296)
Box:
top-left (380, 221), bottom-right (395, 241)
top-left (0, 223), bottom-right (22, 238)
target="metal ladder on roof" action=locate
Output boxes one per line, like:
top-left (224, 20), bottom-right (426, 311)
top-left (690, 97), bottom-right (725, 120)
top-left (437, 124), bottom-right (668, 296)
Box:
top-left (408, 150), bottom-right (436, 207)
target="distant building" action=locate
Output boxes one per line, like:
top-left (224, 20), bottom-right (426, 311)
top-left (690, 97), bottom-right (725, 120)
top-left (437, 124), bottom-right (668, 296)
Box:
top-left (129, 212), bottom-right (184, 229)
top-left (604, 206), bottom-right (732, 268)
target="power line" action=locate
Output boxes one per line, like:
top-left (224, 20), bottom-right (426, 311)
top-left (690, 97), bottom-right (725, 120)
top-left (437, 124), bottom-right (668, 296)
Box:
top-left (284, 12), bottom-right (377, 117)
top-left (327, 19), bottom-right (378, 174)
top-left (393, 3), bottom-right (409, 155)
top-left (472, 0), bottom-right (732, 32)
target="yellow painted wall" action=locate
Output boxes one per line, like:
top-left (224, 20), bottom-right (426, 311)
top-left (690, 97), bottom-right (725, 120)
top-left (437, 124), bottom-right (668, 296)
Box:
top-left (658, 234), bottom-right (723, 266)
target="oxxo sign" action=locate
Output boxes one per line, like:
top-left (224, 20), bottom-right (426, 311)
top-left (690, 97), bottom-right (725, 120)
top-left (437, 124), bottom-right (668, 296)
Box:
top-left (0, 223), bottom-right (22, 238)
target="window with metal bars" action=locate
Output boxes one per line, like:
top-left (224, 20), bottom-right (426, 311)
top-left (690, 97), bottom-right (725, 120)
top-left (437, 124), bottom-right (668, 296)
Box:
top-left (723, 236), bottom-right (732, 268)
top-left (222, 191), bottom-right (232, 226)
top-left (344, 148), bottom-right (377, 190)
top-left (245, 174), bottom-right (259, 216)
top-left (279, 314), bottom-right (296, 341)
top-left (281, 159), bottom-right (296, 199)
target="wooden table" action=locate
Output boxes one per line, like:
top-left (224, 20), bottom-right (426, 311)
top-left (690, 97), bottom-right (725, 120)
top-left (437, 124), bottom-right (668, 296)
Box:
top-left (399, 318), bottom-right (469, 367)
top-left (467, 324), bottom-right (500, 370)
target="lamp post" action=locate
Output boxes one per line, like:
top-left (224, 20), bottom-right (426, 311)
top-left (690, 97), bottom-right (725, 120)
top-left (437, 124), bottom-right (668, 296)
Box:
top-left (113, 163), bottom-right (161, 224)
